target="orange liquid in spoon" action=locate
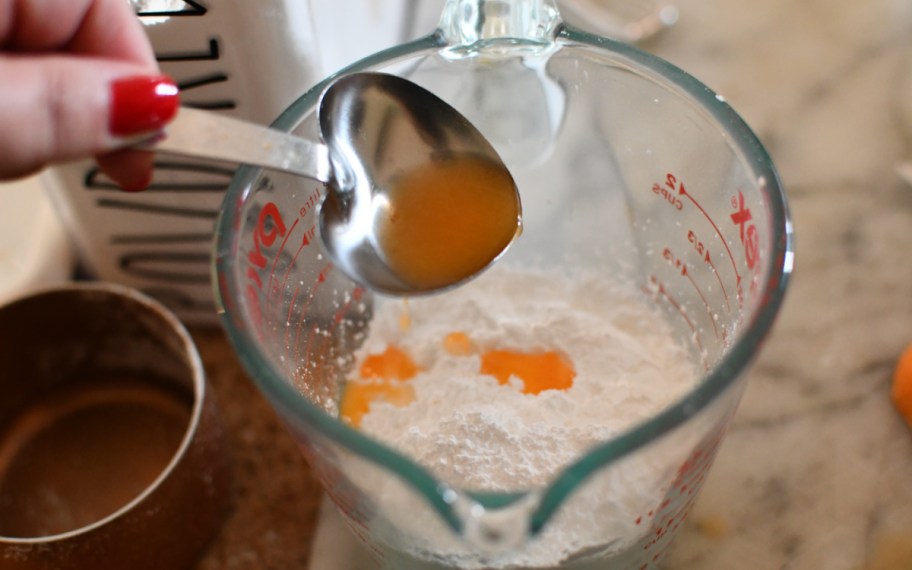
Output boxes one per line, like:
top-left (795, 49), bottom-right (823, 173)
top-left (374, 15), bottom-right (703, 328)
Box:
top-left (376, 154), bottom-right (520, 290)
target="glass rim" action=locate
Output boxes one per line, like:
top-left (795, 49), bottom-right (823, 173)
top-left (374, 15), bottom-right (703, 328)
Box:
top-left (213, 28), bottom-right (794, 535)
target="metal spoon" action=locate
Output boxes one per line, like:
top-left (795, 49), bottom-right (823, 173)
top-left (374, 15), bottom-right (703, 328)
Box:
top-left (145, 72), bottom-right (520, 295)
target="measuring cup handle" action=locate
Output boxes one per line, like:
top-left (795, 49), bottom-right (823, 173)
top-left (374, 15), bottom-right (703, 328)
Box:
top-left (438, 0), bottom-right (562, 47)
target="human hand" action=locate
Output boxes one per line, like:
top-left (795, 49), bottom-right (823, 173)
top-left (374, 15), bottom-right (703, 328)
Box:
top-left (0, 0), bottom-right (179, 190)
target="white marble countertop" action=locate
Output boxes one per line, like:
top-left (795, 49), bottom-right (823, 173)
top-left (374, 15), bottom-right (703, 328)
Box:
top-left (650, 0), bottom-right (912, 568)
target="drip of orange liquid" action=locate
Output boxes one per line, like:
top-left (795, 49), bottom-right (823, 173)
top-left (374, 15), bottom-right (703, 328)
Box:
top-left (376, 154), bottom-right (520, 290)
top-left (398, 299), bottom-right (412, 332)
top-left (341, 346), bottom-right (420, 427)
top-left (480, 349), bottom-right (575, 394)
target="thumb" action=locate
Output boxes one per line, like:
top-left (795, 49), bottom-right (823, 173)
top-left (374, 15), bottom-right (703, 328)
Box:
top-left (0, 56), bottom-right (179, 180)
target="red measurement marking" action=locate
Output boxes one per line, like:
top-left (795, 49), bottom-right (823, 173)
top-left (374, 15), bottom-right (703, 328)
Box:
top-left (664, 173), bottom-right (743, 306)
top-left (292, 263), bottom-right (332, 366)
top-left (649, 275), bottom-right (706, 367)
top-left (267, 217), bottom-right (299, 292)
top-left (245, 202), bottom-right (287, 338)
top-left (282, 284), bottom-right (302, 374)
top-left (247, 202), bottom-right (286, 270)
top-left (273, 223), bottom-right (316, 312)
top-left (662, 248), bottom-right (721, 341)
top-left (652, 181), bottom-right (684, 210)
top-left (246, 266), bottom-right (263, 289)
top-left (298, 187), bottom-right (322, 219)
top-left (277, 243), bottom-right (306, 306)
top-left (687, 229), bottom-right (731, 312)
top-left (263, 217), bottom-right (300, 317)
top-left (300, 223), bottom-right (317, 247)
top-left (731, 190), bottom-right (760, 271)
top-left (682, 266), bottom-right (721, 341)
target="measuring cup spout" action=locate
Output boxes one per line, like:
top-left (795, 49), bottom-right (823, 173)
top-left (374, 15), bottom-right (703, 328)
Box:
top-left (450, 490), bottom-right (540, 553)
top-left (439, 0), bottom-right (563, 49)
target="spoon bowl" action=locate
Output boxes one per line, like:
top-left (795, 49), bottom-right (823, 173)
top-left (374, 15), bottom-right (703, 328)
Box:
top-left (317, 73), bottom-right (521, 295)
top-left (145, 72), bottom-right (521, 295)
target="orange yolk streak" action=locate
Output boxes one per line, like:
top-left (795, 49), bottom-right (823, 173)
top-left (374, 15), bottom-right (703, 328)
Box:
top-left (359, 345), bottom-right (420, 380)
top-left (480, 350), bottom-right (575, 394)
top-left (341, 340), bottom-right (576, 428)
top-left (341, 346), bottom-right (420, 427)
top-left (341, 381), bottom-right (415, 428)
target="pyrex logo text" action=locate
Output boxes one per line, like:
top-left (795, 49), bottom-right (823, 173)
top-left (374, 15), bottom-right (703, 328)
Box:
top-left (730, 191), bottom-right (759, 270)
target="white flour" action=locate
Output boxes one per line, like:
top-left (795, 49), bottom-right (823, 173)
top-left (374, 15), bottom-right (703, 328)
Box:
top-left (347, 265), bottom-right (699, 567)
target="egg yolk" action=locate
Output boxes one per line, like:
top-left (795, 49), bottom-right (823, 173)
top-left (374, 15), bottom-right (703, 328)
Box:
top-left (480, 349), bottom-right (575, 394)
top-left (340, 346), bottom-right (420, 427)
top-left (443, 331), bottom-right (474, 356)
top-left (341, 338), bottom-right (576, 428)
top-left (359, 345), bottom-right (420, 380)
top-left (340, 380), bottom-right (415, 428)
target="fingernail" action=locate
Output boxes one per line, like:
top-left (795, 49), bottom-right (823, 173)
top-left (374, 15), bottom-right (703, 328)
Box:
top-left (109, 75), bottom-right (180, 137)
top-left (117, 166), bottom-right (154, 193)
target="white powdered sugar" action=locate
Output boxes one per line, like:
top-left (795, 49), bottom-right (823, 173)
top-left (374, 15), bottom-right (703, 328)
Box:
top-left (348, 265), bottom-right (699, 567)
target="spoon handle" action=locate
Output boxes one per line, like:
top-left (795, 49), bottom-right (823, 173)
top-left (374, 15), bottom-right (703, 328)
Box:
top-left (141, 107), bottom-right (331, 182)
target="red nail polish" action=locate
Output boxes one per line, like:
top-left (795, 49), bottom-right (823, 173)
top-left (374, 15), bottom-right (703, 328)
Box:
top-left (118, 167), bottom-right (154, 192)
top-left (109, 75), bottom-right (180, 137)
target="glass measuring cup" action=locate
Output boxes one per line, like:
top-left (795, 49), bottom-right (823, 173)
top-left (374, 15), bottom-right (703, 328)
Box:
top-left (213, 0), bottom-right (794, 567)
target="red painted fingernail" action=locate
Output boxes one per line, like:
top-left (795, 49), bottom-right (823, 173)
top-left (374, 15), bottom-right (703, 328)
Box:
top-left (117, 167), bottom-right (154, 193)
top-left (109, 75), bottom-right (180, 137)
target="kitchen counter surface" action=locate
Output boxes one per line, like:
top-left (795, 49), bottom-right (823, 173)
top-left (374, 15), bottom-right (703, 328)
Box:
top-left (190, 0), bottom-right (912, 568)
top-left (656, 0), bottom-right (912, 567)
